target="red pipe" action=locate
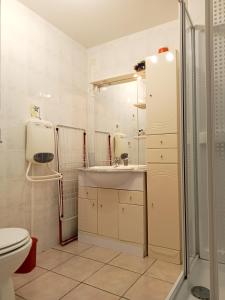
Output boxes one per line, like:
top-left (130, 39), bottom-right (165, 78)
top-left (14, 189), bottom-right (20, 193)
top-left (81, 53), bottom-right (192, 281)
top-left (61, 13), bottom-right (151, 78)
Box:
top-left (55, 128), bottom-right (63, 244)
top-left (108, 134), bottom-right (112, 166)
top-left (83, 132), bottom-right (87, 167)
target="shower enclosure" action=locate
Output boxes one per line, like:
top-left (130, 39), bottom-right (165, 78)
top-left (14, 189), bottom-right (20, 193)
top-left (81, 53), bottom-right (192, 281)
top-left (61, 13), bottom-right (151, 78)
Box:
top-left (174, 0), bottom-right (225, 299)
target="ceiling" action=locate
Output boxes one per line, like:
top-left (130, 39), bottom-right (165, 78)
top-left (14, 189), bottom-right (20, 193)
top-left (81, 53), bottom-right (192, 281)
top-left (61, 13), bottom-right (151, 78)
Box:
top-left (18, 0), bottom-right (178, 48)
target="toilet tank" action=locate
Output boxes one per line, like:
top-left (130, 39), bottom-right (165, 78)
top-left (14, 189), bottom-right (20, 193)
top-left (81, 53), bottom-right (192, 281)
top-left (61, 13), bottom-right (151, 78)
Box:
top-left (26, 119), bottom-right (55, 165)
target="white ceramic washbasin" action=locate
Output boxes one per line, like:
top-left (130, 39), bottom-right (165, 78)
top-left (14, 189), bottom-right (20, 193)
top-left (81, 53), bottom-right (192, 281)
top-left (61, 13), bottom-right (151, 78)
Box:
top-left (79, 165), bottom-right (146, 189)
top-left (89, 165), bottom-right (134, 171)
top-left (87, 165), bottom-right (147, 172)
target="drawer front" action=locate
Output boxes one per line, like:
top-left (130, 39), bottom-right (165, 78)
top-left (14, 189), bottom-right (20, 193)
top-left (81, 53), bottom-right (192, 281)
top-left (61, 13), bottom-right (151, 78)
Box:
top-left (146, 134), bottom-right (177, 149)
top-left (78, 186), bottom-right (98, 199)
top-left (146, 149), bottom-right (178, 163)
top-left (119, 190), bottom-right (144, 206)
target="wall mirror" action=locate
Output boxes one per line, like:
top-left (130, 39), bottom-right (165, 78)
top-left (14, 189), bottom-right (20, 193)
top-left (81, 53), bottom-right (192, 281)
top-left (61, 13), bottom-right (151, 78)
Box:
top-left (93, 75), bottom-right (146, 167)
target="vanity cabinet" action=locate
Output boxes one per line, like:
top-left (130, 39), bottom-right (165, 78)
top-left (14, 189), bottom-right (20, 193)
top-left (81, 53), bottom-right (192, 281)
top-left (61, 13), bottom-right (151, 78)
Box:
top-left (146, 50), bottom-right (181, 264)
top-left (78, 187), bottom-right (145, 244)
top-left (98, 189), bottom-right (118, 239)
top-left (78, 171), bottom-right (147, 257)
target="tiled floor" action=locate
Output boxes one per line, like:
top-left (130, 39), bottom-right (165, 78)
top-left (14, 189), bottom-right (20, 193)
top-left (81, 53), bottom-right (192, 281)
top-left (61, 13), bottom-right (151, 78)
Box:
top-left (13, 241), bottom-right (182, 300)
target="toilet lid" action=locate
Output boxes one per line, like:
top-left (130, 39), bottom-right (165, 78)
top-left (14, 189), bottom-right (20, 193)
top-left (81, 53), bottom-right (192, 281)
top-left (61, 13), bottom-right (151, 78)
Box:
top-left (0, 228), bottom-right (30, 251)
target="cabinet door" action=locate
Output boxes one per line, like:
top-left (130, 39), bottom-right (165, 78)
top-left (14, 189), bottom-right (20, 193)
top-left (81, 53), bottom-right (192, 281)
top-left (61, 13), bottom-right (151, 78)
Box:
top-left (78, 198), bottom-right (97, 233)
top-left (119, 204), bottom-right (144, 244)
top-left (146, 50), bottom-right (178, 134)
top-left (98, 189), bottom-right (118, 238)
top-left (147, 164), bottom-right (181, 250)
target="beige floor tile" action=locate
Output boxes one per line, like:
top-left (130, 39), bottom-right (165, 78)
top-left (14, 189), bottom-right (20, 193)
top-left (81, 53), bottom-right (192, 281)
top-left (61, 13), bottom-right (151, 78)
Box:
top-left (145, 260), bottom-right (182, 283)
top-left (80, 246), bottom-right (120, 263)
top-left (110, 253), bottom-right (155, 274)
top-left (16, 296), bottom-right (25, 300)
top-left (53, 241), bottom-right (92, 255)
top-left (62, 283), bottom-right (120, 300)
top-left (17, 271), bottom-right (79, 300)
top-left (125, 276), bottom-right (172, 300)
top-left (85, 265), bottom-right (139, 296)
top-left (53, 256), bottom-right (103, 281)
top-left (37, 249), bottom-right (73, 270)
top-left (13, 266), bottom-right (47, 289)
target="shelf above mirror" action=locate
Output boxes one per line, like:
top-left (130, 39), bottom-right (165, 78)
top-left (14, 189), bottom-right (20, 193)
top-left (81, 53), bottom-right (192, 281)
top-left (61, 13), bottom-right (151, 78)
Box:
top-left (91, 70), bottom-right (145, 89)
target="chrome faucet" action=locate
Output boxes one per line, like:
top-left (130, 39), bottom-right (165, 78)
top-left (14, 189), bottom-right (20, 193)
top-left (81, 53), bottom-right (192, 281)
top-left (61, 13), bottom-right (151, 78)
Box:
top-left (112, 157), bottom-right (120, 167)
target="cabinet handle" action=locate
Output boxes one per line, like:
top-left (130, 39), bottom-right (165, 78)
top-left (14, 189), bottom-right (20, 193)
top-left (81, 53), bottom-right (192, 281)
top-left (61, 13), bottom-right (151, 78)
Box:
top-left (129, 196), bottom-right (132, 201)
top-left (160, 154), bottom-right (163, 159)
top-left (151, 202), bottom-right (154, 208)
top-left (149, 94), bottom-right (152, 97)
top-left (92, 202), bottom-right (95, 207)
top-left (100, 204), bottom-right (103, 208)
top-left (160, 140), bottom-right (163, 144)
top-left (122, 207), bottom-right (125, 212)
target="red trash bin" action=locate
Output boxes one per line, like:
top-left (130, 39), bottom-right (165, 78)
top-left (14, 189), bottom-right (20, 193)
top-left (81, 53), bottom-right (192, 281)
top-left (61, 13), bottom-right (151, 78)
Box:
top-left (16, 237), bottom-right (38, 273)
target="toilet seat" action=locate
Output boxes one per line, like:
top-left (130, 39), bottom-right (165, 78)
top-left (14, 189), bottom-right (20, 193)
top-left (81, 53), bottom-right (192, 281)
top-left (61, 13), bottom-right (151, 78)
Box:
top-left (0, 228), bottom-right (30, 255)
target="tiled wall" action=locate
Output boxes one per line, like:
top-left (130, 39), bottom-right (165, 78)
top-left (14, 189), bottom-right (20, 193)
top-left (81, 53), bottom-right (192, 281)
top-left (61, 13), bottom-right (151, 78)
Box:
top-left (87, 20), bottom-right (179, 164)
top-left (88, 20), bottom-right (179, 82)
top-left (0, 0), bottom-right (179, 252)
top-left (0, 0), bottom-right (88, 251)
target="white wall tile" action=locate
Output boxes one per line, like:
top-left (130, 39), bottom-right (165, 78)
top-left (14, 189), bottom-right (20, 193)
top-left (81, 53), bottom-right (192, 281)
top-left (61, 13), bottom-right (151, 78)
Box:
top-left (1, 0), bottom-right (88, 251)
top-left (1, 0), bottom-right (178, 253)
top-left (87, 19), bottom-right (179, 165)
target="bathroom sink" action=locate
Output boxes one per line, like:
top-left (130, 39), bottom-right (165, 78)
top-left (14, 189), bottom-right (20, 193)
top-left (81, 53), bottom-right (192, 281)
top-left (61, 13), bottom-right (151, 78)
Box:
top-left (86, 165), bottom-right (147, 172)
top-left (79, 166), bottom-right (146, 189)
top-left (88, 165), bottom-right (134, 171)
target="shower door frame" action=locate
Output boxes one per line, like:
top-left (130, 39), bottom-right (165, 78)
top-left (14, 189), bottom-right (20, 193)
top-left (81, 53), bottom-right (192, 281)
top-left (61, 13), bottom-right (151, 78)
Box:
top-left (166, 3), bottom-right (200, 298)
top-left (179, 0), bottom-right (200, 278)
top-left (175, 1), bottom-right (220, 300)
top-left (205, 0), bottom-right (219, 299)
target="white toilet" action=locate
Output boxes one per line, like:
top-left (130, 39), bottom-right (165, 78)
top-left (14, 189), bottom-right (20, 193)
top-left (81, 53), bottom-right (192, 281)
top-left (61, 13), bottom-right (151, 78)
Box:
top-left (0, 228), bottom-right (32, 300)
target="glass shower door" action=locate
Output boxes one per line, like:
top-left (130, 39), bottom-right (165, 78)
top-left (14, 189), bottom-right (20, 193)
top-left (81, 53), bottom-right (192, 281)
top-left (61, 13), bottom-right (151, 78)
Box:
top-left (180, 2), bottom-right (199, 275)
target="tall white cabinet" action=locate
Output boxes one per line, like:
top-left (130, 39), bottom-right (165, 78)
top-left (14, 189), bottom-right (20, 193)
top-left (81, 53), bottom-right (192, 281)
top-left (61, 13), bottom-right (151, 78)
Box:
top-left (146, 50), bottom-right (182, 264)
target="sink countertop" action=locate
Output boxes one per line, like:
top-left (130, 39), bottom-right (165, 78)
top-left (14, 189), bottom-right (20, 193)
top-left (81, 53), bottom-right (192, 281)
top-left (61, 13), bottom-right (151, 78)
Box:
top-left (78, 165), bottom-right (147, 173)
